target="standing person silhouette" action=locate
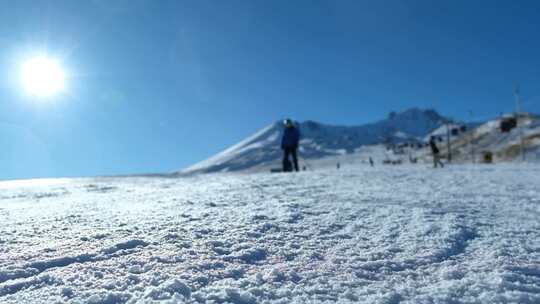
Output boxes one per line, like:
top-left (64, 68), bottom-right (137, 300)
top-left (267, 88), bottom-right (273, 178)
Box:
top-left (281, 119), bottom-right (300, 172)
top-left (429, 136), bottom-right (444, 168)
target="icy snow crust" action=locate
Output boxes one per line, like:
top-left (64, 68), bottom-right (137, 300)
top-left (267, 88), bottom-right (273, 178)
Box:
top-left (1, 165), bottom-right (539, 303)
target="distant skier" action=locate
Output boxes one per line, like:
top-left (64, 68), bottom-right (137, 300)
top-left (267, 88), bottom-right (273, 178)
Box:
top-left (369, 157), bottom-right (374, 167)
top-left (281, 119), bottom-right (300, 172)
top-left (429, 136), bottom-right (444, 168)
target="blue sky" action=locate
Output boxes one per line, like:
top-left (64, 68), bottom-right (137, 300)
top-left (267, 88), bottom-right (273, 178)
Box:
top-left (1, 0), bottom-right (539, 180)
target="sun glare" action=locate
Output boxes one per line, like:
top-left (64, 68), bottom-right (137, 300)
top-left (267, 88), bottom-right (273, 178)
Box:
top-left (20, 56), bottom-right (65, 97)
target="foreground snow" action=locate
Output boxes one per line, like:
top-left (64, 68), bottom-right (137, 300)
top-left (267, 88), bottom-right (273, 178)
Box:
top-left (1, 165), bottom-right (539, 303)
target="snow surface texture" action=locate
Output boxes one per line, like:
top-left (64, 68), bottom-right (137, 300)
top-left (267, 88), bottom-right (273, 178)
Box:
top-left (1, 165), bottom-right (540, 303)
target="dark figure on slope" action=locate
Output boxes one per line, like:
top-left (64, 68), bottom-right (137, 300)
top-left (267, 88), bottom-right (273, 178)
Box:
top-left (281, 119), bottom-right (301, 172)
top-left (429, 136), bottom-right (444, 168)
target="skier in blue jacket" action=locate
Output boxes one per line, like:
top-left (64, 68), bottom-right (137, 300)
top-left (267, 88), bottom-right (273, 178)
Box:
top-left (281, 119), bottom-right (301, 172)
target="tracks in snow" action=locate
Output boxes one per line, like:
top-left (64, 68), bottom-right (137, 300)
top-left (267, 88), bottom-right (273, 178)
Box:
top-left (0, 239), bottom-right (149, 296)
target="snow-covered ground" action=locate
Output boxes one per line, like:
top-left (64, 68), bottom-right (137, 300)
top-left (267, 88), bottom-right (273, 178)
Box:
top-left (1, 165), bottom-right (539, 303)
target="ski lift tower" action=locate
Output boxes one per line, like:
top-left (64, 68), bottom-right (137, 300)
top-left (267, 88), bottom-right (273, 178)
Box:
top-left (445, 119), bottom-right (452, 163)
top-left (469, 110), bottom-right (475, 163)
top-left (514, 85), bottom-right (525, 161)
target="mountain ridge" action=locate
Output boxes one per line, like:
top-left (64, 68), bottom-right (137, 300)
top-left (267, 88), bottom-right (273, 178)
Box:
top-left (181, 108), bottom-right (454, 174)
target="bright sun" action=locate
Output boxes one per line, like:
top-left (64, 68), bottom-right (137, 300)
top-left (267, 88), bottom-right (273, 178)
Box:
top-left (20, 56), bottom-right (66, 97)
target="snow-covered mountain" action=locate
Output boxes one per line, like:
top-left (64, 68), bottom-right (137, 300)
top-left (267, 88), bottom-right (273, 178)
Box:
top-left (424, 112), bottom-right (540, 163)
top-left (181, 108), bottom-right (451, 174)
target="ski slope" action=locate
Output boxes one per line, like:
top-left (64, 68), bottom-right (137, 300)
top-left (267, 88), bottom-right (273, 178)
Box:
top-left (181, 108), bottom-right (451, 174)
top-left (1, 165), bottom-right (539, 303)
